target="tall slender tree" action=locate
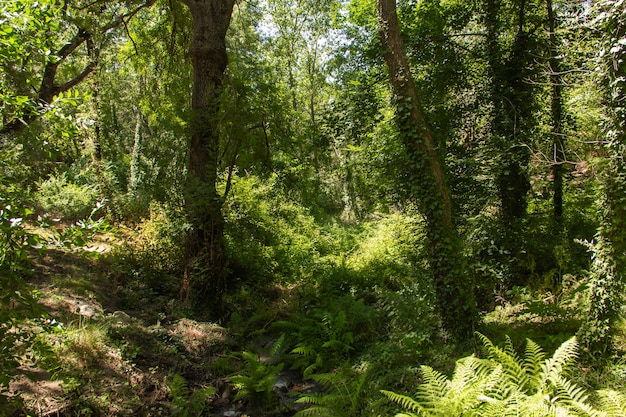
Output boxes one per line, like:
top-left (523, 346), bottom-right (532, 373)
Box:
top-left (482, 0), bottom-right (540, 286)
top-left (546, 0), bottom-right (565, 224)
top-left (179, 0), bottom-right (236, 315)
top-left (377, 0), bottom-right (475, 341)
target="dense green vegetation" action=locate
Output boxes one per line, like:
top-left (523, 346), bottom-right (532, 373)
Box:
top-left (1, 0), bottom-right (625, 415)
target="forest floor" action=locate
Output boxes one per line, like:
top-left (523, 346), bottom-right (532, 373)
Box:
top-left (8, 233), bottom-right (314, 417)
top-left (7, 229), bottom-right (626, 416)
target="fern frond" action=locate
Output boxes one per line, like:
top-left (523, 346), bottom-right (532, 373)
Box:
top-left (292, 343), bottom-right (318, 357)
top-left (540, 337), bottom-right (578, 388)
top-left (517, 392), bottom-right (554, 416)
top-left (553, 375), bottom-right (590, 406)
top-left (168, 373), bottom-right (190, 399)
top-left (296, 392), bottom-right (344, 407)
top-left (524, 338), bottom-right (546, 390)
top-left (242, 350), bottom-right (259, 364)
top-left (311, 372), bottom-right (345, 388)
top-left (481, 364), bottom-right (517, 403)
top-left (479, 392), bottom-right (524, 417)
top-left (270, 333), bottom-right (288, 361)
top-left (477, 333), bottom-right (530, 390)
top-left (597, 389), bottom-right (626, 417)
top-left (381, 390), bottom-right (423, 413)
top-left (271, 319), bottom-right (302, 332)
top-left (293, 405), bottom-right (336, 417)
top-left (416, 365), bottom-right (449, 402)
top-left (296, 392), bottom-right (328, 405)
top-left (503, 335), bottom-right (519, 361)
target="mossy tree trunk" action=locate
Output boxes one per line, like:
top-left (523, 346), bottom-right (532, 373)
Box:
top-left (377, 0), bottom-right (476, 341)
top-left (180, 0), bottom-right (235, 316)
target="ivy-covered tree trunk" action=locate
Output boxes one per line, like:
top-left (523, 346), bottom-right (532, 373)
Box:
top-left (483, 0), bottom-right (535, 286)
top-left (180, 0), bottom-right (235, 316)
top-left (377, 0), bottom-right (476, 341)
top-left (578, 0), bottom-right (626, 358)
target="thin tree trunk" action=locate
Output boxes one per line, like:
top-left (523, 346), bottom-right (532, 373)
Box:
top-left (179, 0), bottom-right (235, 316)
top-left (546, 0), bottom-right (564, 223)
top-left (128, 111), bottom-right (142, 194)
top-left (378, 0), bottom-right (475, 341)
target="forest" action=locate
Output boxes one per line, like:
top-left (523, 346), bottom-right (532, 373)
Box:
top-left (1, 0), bottom-right (626, 415)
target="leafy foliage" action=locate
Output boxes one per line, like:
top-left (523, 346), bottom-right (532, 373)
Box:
top-left (273, 295), bottom-right (379, 378)
top-left (0, 187), bottom-right (43, 405)
top-left (295, 368), bottom-right (370, 417)
top-left (577, 0), bottom-right (626, 358)
top-left (229, 348), bottom-right (284, 409)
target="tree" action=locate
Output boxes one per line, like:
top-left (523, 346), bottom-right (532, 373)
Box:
top-left (481, 0), bottom-right (543, 286)
top-left (179, 0), bottom-right (236, 315)
top-left (0, 0), bottom-right (157, 137)
top-left (546, 0), bottom-right (565, 224)
top-left (578, 0), bottom-right (626, 358)
top-left (377, 0), bottom-right (475, 340)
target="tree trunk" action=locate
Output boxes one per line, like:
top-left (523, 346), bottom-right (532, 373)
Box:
top-left (483, 0), bottom-right (534, 287)
top-left (378, 0), bottom-right (475, 341)
top-left (578, 0), bottom-right (626, 358)
top-left (180, 0), bottom-right (235, 316)
top-left (546, 0), bottom-right (564, 223)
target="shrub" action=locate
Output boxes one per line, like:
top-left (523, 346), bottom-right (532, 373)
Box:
top-left (35, 171), bottom-right (100, 220)
top-left (273, 295), bottom-right (380, 378)
top-left (113, 202), bottom-right (187, 299)
top-left (168, 373), bottom-right (215, 417)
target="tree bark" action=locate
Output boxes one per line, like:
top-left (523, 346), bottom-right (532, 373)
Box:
top-left (378, 0), bottom-right (475, 341)
top-left (179, 0), bottom-right (235, 316)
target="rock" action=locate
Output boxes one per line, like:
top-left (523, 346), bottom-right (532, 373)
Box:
top-left (111, 310), bottom-right (132, 324)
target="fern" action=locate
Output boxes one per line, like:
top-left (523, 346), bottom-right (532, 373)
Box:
top-left (230, 350), bottom-right (284, 407)
top-left (381, 390), bottom-right (423, 413)
top-left (524, 338), bottom-right (546, 391)
top-left (539, 336), bottom-right (578, 390)
top-left (415, 365), bottom-right (449, 403)
top-left (477, 333), bottom-right (530, 391)
top-left (168, 373), bottom-right (215, 417)
top-left (294, 369), bottom-right (369, 417)
top-left (596, 389), bottom-right (626, 417)
top-left (381, 334), bottom-right (617, 417)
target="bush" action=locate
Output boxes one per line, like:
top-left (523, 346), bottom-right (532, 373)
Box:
top-left (344, 213), bottom-right (428, 294)
top-left (35, 171), bottom-right (100, 220)
top-left (113, 202), bottom-right (187, 301)
top-left (273, 295), bottom-right (380, 378)
top-left (224, 174), bottom-right (353, 290)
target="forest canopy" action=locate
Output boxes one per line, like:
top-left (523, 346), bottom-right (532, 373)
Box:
top-left (1, 0), bottom-right (625, 415)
